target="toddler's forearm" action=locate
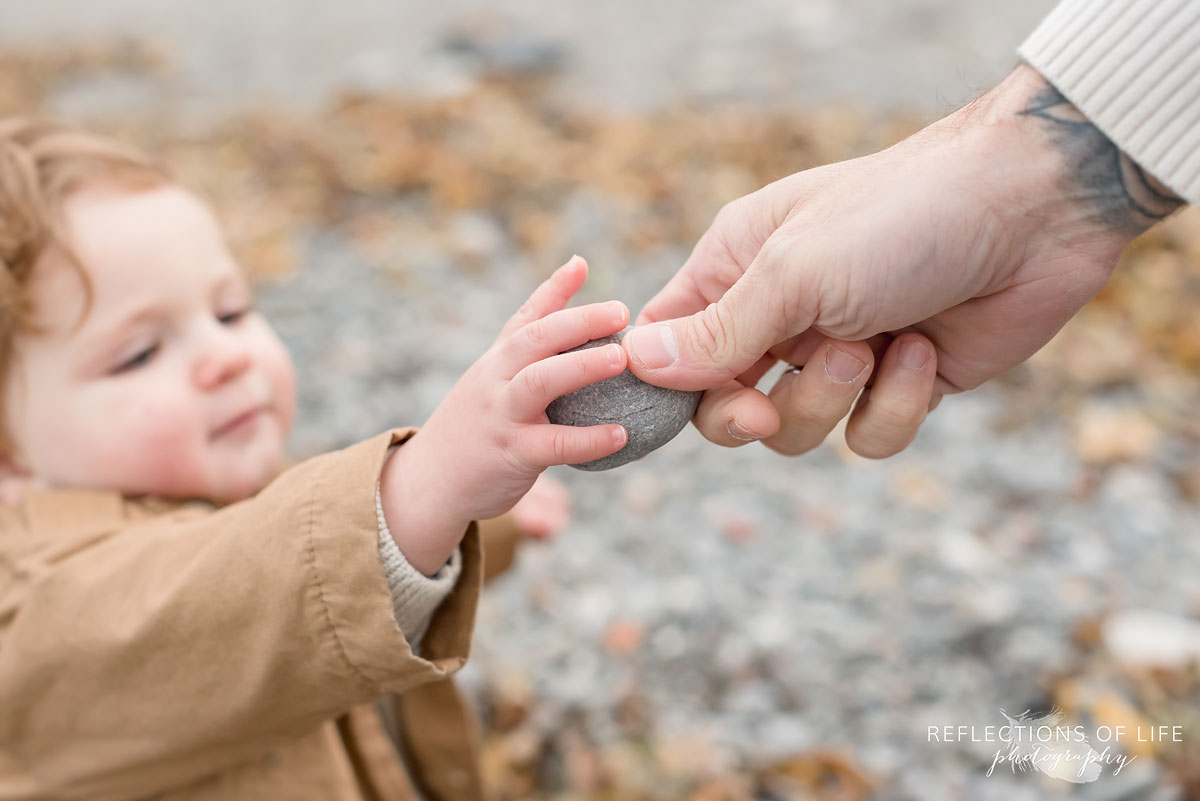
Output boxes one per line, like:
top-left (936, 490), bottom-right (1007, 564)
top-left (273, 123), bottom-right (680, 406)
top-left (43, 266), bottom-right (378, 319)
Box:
top-left (378, 432), bottom-right (474, 576)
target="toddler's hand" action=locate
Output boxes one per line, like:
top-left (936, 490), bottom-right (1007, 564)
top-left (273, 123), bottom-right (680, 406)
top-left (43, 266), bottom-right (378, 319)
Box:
top-left (510, 473), bottom-right (571, 540)
top-left (380, 256), bottom-right (626, 573)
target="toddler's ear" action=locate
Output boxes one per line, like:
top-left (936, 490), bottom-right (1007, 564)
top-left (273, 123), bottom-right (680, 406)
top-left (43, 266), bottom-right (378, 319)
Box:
top-left (0, 450), bottom-right (35, 505)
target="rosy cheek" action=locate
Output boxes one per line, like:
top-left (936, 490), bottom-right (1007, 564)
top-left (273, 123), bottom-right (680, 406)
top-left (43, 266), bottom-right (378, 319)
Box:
top-left (126, 396), bottom-right (201, 479)
top-left (257, 328), bottom-right (297, 435)
top-left (71, 392), bottom-right (201, 493)
top-left (272, 357), bottom-right (297, 434)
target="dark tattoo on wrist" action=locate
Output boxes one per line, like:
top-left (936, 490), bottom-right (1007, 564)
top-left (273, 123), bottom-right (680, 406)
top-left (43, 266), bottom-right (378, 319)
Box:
top-left (1018, 82), bottom-right (1184, 235)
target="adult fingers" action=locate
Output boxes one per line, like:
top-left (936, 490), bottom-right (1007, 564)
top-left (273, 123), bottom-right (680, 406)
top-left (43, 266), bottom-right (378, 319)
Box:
top-left (623, 253), bottom-right (805, 391)
top-left (844, 333), bottom-right (937, 459)
top-left (504, 343), bottom-right (628, 420)
top-left (499, 255), bottom-right (589, 339)
top-left (736, 353), bottom-right (779, 389)
top-left (691, 381), bottom-right (782, 447)
top-left (760, 339), bottom-right (874, 456)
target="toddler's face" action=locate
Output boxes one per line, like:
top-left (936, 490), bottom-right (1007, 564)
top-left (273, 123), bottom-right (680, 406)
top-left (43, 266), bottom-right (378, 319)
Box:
top-left (3, 184), bottom-right (297, 503)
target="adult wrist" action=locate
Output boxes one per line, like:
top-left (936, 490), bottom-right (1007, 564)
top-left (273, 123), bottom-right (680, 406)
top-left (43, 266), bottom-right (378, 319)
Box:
top-left (953, 64), bottom-right (1182, 273)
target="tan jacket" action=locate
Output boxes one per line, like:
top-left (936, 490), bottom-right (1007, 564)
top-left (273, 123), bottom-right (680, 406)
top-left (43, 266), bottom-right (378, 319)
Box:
top-left (0, 427), bottom-right (522, 801)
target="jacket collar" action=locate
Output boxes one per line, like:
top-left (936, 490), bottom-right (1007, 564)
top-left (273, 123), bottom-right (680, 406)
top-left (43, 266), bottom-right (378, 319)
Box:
top-left (18, 455), bottom-right (298, 537)
top-left (20, 487), bottom-right (129, 538)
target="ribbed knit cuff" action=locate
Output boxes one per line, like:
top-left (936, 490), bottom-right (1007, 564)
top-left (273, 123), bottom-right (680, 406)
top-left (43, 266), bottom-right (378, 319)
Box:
top-left (374, 466), bottom-right (463, 646)
top-left (1019, 0), bottom-right (1200, 205)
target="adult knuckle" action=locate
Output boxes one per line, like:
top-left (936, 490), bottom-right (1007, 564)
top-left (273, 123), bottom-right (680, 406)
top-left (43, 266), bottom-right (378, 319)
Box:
top-left (849, 413), bottom-right (923, 460)
top-left (786, 392), bottom-right (839, 426)
top-left (875, 400), bottom-right (926, 431)
top-left (940, 372), bottom-right (979, 394)
top-left (763, 435), bottom-right (815, 457)
top-left (689, 302), bottom-right (734, 364)
top-left (850, 437), bottom-right (900, 460)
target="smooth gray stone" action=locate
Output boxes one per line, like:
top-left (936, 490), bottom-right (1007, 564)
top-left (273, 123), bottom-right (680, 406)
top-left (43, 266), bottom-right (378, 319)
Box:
top-left (546, 326), bottom-right (701, 471)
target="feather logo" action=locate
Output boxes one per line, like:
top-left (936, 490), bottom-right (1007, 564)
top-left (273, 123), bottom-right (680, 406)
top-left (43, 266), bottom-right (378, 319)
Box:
top-left (992, 708), bottom-right (1104, 783)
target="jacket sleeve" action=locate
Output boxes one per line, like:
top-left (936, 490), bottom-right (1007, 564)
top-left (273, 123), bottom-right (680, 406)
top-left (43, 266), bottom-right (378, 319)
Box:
top-left (374, 464), bottom-right (464, 644)
top-left (1019, 0), bottom-right (1200, 205)
top-left (475, 512), bottom-right (524, 585)
top-left (0, 428), bottom-right (482, 801)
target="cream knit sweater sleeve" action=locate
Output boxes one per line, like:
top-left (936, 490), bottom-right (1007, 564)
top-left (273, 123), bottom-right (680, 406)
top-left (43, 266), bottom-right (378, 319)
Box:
top-left (1019, 0), bottom-right (1200, 205)
top-left (373, 445), bottom-right (463, 647)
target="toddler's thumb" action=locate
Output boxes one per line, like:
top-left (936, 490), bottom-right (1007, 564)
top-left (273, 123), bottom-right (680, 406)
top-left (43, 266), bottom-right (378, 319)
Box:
top-left (622, 273), bottom-right (795, 391)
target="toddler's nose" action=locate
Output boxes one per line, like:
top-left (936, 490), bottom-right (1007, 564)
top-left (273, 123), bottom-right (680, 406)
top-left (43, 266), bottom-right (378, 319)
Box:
top-left (194, 329), bottom-right (252, 389)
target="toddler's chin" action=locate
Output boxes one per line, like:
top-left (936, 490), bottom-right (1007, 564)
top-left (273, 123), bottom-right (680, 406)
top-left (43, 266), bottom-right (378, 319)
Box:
top-left (212, 446), bottom-right (287, 503)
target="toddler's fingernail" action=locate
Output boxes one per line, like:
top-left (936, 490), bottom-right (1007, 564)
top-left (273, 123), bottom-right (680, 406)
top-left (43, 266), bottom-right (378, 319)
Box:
top-left (727, 420), bottom-right (761, 441)
top-left (606, 344), bottom-right (624, 366)
top-left (625, 324), bottom-right (677, 369)
top-left (899, 341), bottom-right (930, 371)
top-left (825, 347), bottom-right (867, 383)
top-left (613, 426), bottom-right (628, 446)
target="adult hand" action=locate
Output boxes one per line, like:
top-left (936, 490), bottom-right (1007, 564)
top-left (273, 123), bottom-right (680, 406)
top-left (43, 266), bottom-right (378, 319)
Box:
top-left (624, 64), bottom-right (1184, 458)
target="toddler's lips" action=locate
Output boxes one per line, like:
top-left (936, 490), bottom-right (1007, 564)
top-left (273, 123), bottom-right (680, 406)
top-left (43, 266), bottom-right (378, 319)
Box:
top-left (212, 406), bottom-right (264, 439)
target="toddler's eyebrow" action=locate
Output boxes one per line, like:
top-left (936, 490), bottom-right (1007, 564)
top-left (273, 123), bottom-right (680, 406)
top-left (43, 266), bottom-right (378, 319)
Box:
top-left (79, 274), bottom-right (248, 358)
top-left (77, 303), bottom-right (163, 359)
top-left (94, 274), bottom-right (246, 332)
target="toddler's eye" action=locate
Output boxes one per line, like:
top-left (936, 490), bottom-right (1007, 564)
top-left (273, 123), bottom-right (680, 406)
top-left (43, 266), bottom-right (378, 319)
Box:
top-left (218, 307), bottom-right (250, 325)
top-left (113, 344), bottom-right (158, 374)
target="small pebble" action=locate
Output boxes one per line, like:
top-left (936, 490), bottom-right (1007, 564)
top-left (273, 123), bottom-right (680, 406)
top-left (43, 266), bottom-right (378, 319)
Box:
top-left (546, 326), bottom-right (701, 471)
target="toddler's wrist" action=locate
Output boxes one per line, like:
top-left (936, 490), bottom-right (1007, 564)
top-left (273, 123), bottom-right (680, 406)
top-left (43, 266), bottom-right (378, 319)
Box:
top-left (379, 432), bottom-right (473, 576)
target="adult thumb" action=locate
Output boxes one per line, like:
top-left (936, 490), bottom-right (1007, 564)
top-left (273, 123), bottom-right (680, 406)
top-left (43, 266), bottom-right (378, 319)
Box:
top-left (622, 268), bottom-right (798, 391)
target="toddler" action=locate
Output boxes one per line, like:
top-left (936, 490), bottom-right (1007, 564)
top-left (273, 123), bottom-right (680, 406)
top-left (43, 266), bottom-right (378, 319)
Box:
top-left (0, 118), bottom-right (630, 801)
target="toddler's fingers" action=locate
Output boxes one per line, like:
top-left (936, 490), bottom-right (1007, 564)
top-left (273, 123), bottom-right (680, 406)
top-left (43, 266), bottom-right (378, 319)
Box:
top-left (514, 423), bottom-right (628, 469)
top-left (505, 342), bottom-right (627, 420)
top-left (497, 300), bottom-right (629, 379)
top-left (499, 256), bottom-right (588, 339)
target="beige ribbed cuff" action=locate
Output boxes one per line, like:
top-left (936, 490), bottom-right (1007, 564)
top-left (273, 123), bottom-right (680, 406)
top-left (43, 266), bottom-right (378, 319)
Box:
top-left (374, 472), bottom-right (463, 648)
top-left (1019, 0), bottom-right (1200, 205)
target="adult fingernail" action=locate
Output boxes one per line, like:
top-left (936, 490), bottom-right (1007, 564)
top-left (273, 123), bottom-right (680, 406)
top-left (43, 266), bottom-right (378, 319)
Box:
top-left (899, 341), bottom-right (930, 371)
top-left (825, 347), bottom-right (867, 383)
top-left (625, 324), bottom-right (677, 369)
top-left (727, 420), bottom-right (761, 441)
